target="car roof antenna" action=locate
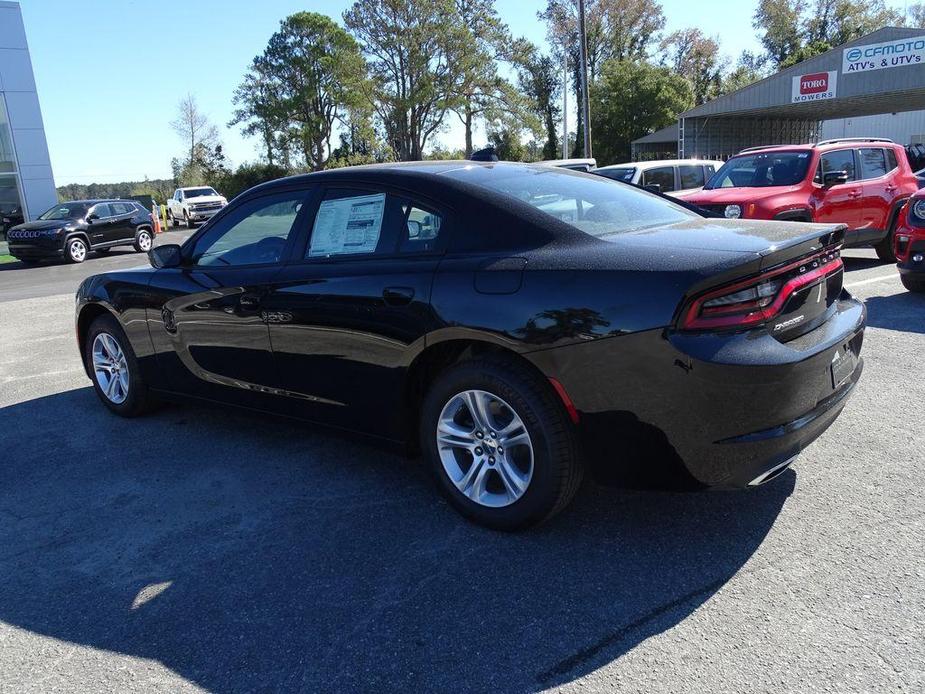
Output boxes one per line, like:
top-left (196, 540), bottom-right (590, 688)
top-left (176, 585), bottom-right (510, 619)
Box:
top-left (469, 146), bottom-right (499, 163)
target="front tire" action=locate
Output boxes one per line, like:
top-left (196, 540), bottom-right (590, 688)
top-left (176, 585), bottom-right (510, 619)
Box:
top-left (184, 211), bottom-right (194, 228)
top-left (134, 229), bottom-right (152, 253)
top-left (901, 275), bottom-right (925, 293)
top-left (420, 357), bottom-right (583, 530)
top-left (85, 314), bottom-right (156, 417)
top-left (65, 237), bottom-right (88, 263)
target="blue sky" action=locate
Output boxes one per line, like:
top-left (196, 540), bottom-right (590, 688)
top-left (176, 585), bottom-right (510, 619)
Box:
top-left (11, 0), bottom-right (848, 183)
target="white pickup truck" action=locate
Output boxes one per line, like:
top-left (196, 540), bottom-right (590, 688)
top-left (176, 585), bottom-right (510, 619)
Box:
top-left (167, 186), bottom-right (228, 227)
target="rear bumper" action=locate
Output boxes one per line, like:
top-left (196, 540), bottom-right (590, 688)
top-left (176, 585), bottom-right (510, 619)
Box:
top-left (528, 292), bottom-right (866, 488)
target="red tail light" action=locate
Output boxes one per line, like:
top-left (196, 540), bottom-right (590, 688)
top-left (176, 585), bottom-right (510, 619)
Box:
top-left (682, 248), bottom-right (843, 331)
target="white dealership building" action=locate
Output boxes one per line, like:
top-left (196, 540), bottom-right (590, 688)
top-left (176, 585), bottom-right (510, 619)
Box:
top-left (0, 0), bottom-right (56, 240)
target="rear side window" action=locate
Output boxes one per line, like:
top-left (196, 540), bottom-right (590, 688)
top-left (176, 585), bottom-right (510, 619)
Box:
top-left (399, 202), bottom-right (442, 253)
top-left (641, 167), bottom-right (675, 192)
top-left (885, 148), bottom-right (898, 172)
top-left (679, 165), bottom-right (705, 189)
top-left (816, 150), bottom-right (856, 183)
top-left (858, 148), bottom-right (888, 179)
top-left (90, 203), bottom-right (112, 218)
top-left (111, 202), bottom-right (134, 215)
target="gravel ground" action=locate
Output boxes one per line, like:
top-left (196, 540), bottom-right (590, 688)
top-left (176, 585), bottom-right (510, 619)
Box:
top-left (0, 246), bottom-right (922, 693)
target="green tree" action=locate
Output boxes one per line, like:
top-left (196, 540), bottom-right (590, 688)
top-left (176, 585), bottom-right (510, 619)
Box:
top-left (719, 51), bottom-right (769, 94)
top-left (253, 12), bottom-right (367, 171)
top-left (910, 3), bottom-right (925, 27)
top-left (660, 28), bottom-right (722, 105)
top-left (803, 0), bottom-right (903, 46)
top-left (229, 61), bottom-right (287, 166)
top-left (511, 38), bottom-right (561, 160)
top-left (344, 0), bottom-right (468, 161)
top-left (589, 59), bottom-right (693, 165)
top-left (486, 127), bottom-right (527, 161)
top-left (753, 0), bottom-right (805, 68)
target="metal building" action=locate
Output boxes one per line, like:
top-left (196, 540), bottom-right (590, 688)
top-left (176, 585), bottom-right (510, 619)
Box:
top-left (631, 26), bottom-right (925, 162)
top-left (0, 0), bottom-right (56, 241)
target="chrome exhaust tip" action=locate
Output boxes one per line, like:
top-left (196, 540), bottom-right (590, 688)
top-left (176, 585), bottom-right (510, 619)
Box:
top-left (748, 456), bottom-right (797, 487)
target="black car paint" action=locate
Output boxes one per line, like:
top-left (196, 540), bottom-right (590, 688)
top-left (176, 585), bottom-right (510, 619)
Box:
top-left (7, 199), bottom-right (152, 260)
top-left (76, 163), bottom-right (866, 488)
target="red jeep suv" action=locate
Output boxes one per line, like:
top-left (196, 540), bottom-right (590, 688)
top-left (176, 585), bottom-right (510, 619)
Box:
top-left (894, 190), bottom-right (925, 292)
top-left (682, 138), bottom-right (919, 261)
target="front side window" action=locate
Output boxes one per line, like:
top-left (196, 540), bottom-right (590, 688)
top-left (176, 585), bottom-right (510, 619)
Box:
top-left (679, 165), bottom-right (705, 189)
top-left (191, 192), bottom-right (304, 266)
top-left (858, 148), bottom-right (888, 179)
top-left (706, 151), bottom-right (812, 188)
top-left (443, 165), bottom-right (697, 238)
top-left (90, 203), bottom-right (112, 218)
top-left (816, 150), bottom-right (857, 183)
top-left (642, 167), bottom-right (675, 192)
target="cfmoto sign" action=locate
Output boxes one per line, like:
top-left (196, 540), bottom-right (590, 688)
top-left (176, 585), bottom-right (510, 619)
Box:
top-left (843, 36), bottom-right (925, 73)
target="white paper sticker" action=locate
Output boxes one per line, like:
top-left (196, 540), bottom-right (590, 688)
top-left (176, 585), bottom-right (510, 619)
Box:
top-left (309, 193), bottom-right (385, 257)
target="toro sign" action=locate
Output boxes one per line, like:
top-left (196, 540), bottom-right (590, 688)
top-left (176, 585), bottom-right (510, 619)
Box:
top-left (843, 35), bottom-right (925, 73)
top-left (792, 71), bottom-right (837, 103)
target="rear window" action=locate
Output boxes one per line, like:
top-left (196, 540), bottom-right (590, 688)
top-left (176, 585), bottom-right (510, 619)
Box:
top-left (596, 167), bottom-right (636, 183)
top-left (706, 151), bottom-right (812, 188)
top-left (443, 165), bottom-right (697, 238)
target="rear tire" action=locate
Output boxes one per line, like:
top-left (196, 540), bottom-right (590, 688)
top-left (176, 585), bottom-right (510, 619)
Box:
top-left (901, 275), bottom-right (925, 293)
top-left (85, 314), bottom-right (156, 417)
top-left (420, 356), bottom-right (583, 530)
top-left (134, 229), bottom-right (152, 253)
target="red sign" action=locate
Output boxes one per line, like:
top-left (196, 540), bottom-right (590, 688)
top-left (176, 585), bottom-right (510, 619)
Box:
top-left (799, 72), bottom-right (830, 95)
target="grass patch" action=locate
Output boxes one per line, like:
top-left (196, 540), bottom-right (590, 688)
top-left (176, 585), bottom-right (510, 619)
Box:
top-left (0, 254), bottom-right (18, 264)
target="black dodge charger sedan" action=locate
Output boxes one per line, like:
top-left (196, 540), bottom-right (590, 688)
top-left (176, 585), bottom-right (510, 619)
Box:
top-left (8, 199), bottom-right (154, 264)
top-left (75, 162), bottom-right (865, 529)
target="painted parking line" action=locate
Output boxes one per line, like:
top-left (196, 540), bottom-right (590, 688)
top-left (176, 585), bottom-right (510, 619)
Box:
top-left (844, 273), bottom-right (898, 288)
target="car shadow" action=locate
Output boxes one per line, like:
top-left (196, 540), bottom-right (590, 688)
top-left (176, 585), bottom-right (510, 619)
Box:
top-left (864, 291), bottom-right (925, 334)
top-left (0, 249), bottom-right (142, 271)
top-left (0, 387), bottom-right (792, 692)
top-left (841, 255), bottom-right (891, 271)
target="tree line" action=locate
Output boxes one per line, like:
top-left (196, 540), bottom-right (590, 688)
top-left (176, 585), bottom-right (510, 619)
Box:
top-left (63, 0), bottom-right (925, 203)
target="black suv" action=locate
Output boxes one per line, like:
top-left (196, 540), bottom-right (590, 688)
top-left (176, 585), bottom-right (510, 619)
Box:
top-left (7, 200), bottom-right (155, 264)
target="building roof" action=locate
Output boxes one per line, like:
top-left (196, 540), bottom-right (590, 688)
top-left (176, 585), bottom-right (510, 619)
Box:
top-left (632, 123), bottom-right (678, 145)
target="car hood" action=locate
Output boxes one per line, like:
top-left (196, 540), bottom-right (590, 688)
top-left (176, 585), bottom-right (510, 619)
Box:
top-left (10, 220), bottom-right (72, 231)
top-left (185, 196), bottom-right (225, 204)
top-left (683, 186), bottom-right (801, 204)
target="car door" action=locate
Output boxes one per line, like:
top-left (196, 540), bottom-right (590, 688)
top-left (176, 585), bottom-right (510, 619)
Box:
top-left (854, 147), bottom-right (893, 243)
top-left (811, 150), bottom-right (861, 233)
top-left (109, 202), bottom-right (137, 242)
top-left (261, 185), bottom-right (446, 438)
top-left (86, 203), bottom-right (116, 246)
top-left (145, 188), bottom-right (311, 406)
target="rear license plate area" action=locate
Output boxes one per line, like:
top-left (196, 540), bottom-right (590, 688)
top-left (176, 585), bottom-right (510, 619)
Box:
top-left (830, 345), bottom-right (857, 390)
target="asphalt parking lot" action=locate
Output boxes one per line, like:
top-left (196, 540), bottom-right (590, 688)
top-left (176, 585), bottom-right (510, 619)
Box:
top-left (0, 237), bottom-right (923, 693)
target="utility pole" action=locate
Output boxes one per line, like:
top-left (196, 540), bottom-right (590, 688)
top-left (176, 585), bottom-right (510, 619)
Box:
top-left (562, 49), bottom-right (568, 159)
top-left (577, 0), bottom-right (592, 158)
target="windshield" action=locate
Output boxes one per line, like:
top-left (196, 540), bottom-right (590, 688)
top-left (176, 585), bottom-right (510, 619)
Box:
top-left (185, 187), bottom-right (218, 198)
top-left (706, 151), bottom-right (811, 189)
top-left (596, 167), bottom-right (636, 183)
top-left (444, 165), bottom-right (697, 237)
top-left (38, 202), bottom-right (89, 220)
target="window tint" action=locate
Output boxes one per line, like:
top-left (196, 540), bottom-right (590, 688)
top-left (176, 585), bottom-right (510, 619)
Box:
top-left (885, 148), bottom-right (898, 171)
top-left (858, 148), bottom-right (888, 179)
top-left (191, 192), bottom-right (304, 266)
top-left (816, 150), bottom-right (856, 183)
top-left (399, 203), bottom-right (442, 253)
top-left (642, 167), bottom-right (675, 192)
top-left (679, 165), bottom-right (705, 189)
top-left (90, 203), bottom-right (112, 218)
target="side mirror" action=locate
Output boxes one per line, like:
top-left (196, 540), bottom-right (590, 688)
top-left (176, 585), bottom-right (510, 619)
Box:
top-left (149, 244), bottom-right (182, 269)
top-left (87, 213), bottom-right (99, 222)
top-left (407, 220), bottom-right (422, 238)
top-left (823, 170), bottom-right (850, 186)
top-left (643, 183), bottom-right (662, 194)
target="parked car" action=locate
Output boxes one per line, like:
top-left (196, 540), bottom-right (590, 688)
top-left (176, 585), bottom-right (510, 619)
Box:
top-left (166, 186), bottom-right (227, 227)
top-left (595, 159), bottom-right (724, 197)
top-left (75, 163), bottom-right (865, 529)
top-left (540, 158), bottom-right (597, 172)
top-left (681, 138), bottom-right (920, 261)
top-left (7, 199), bottom-right (154, 264)
top-left (894, 190), bottom-right (925, 292)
